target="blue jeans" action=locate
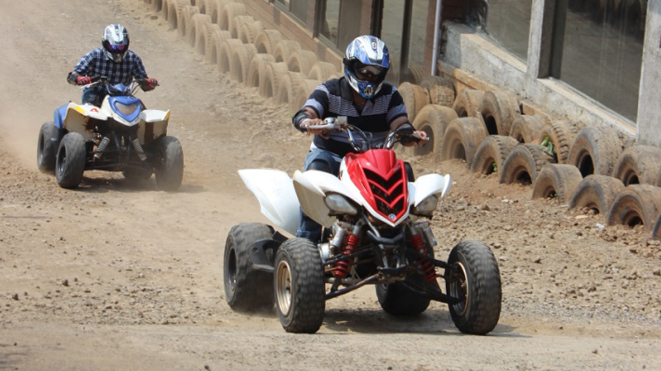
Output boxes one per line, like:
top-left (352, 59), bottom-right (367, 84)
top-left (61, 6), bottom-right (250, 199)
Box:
top-left (296, 148), bottom-right (343, 244)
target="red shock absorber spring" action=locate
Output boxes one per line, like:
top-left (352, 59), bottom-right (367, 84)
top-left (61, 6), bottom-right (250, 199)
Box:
top-left (333, 234), bottom-right (360, 278)
top-left (412, 234), bottom-right (436, 281)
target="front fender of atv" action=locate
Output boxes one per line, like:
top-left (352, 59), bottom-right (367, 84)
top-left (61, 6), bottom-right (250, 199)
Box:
top-left (60, 102), bottom-right (109, 141)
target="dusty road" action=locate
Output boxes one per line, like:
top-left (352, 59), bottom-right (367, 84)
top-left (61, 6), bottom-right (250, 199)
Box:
top-left (1, 0), bottom-right (661, 370)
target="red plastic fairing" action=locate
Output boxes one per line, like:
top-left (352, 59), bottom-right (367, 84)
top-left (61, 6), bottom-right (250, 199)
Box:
top-left (344, 149), bottom-right (408, 222)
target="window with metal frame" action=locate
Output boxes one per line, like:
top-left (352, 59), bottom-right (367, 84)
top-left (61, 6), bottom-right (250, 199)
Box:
top-left (467, 0), bottom-right (532, 62)
top-left (318, 0), bottom-right (363, 52)
top-left (378, 0), bottom-right (429, 84)
top-left (551, 0), bottom-right (646, 122)
top-left (276, 0), bottom-right (310, 25)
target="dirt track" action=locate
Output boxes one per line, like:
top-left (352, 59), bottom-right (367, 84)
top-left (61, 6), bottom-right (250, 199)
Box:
top-left (1, 1), bottom-right (661, 370)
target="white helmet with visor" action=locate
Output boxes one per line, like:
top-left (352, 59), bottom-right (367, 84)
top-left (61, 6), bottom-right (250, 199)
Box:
top-left (102, 24), bottom-right (129, 63)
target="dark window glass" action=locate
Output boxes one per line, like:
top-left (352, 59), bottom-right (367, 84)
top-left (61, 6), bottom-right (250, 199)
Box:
top-left (276, 0), bottom-right (309, 24)
top-left (482, 0), bottom-right (532, 61)
top-left (407, 0), bottom-right (428, 70)
top-left (553, 0), bottom-right (646, 121)
top-left (380, 0), bottom-right (406, 83)
top-left (291, 0), bottom-right (309, 23)
top-left (320, 0), bottom-right (341, 45)
top-left (337, 1), bottom-right (362, 51)
top-left (320, 0), bottom-right (362, 51)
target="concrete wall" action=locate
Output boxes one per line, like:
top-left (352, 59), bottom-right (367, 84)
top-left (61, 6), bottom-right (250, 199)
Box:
top-left (440, 0), bottom-right (638, 139)
top-left (637, 1), bottom-right (661, 147)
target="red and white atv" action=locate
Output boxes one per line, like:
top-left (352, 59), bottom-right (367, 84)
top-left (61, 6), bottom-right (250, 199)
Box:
top-left (224, 117), bottom-right (502, 334)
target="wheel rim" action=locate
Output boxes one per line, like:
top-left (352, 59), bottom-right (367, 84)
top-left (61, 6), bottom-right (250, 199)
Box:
top-left (276, 260), bottom-right (292, 316)
top-left (448, 262), bottom-right (469, 316)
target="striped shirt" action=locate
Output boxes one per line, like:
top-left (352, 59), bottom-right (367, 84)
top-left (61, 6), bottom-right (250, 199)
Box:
top-left (73, 48), bottom-right (149, 85)
top-left (301, 77), bottom-right (408, 157)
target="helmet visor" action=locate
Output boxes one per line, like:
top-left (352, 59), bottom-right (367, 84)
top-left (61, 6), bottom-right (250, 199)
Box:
top-left (354, 63), bottom-right (385, 81)
top-left (107, 44), bottom-right (127, 52)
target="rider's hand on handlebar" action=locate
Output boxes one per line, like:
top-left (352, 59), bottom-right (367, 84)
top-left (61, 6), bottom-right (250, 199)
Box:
top-left (76, 76), bottom-right (92, 86)
top-left (141, 78), bottom-right (159, 91)
top-left (301, 118), bottom-right (330, 139)
top-left (402, 130), bottom-right (429, 147)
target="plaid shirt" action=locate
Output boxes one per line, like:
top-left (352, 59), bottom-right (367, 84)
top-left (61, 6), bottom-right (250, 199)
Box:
top-left (73, 47), bottom-right (148, 85)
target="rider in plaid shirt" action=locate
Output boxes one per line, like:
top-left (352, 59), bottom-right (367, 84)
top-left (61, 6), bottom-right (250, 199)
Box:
top-left (67, 24), bottom-right (158, 106)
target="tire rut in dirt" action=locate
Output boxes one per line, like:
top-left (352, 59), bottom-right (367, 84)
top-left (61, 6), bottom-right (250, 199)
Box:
top-left (275, 237), bottom-right (325, 334)
top-left (446, 240), bottom-right (501, 335)
top-left (224, 223), bottom-right (276, 312)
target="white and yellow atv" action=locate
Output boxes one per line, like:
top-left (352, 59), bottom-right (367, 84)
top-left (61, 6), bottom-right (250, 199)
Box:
top-left (37, 77), bottom-right (183, 190)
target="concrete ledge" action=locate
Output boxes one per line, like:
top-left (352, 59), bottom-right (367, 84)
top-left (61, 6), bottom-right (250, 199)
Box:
top-left (441, 22), bottom-right (635, 140)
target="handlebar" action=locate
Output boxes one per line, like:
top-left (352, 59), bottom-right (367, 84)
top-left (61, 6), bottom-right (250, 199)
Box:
top-left (306, 116), bottom-right (427, 152)
top-left (79, 76), bottom-right (151, 96)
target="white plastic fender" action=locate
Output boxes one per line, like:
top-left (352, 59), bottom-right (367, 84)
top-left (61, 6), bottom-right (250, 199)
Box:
top-left (63, 103), bottom-right (110, 140)
top-left (238, 169), bottom-right (301, 236)
top-left (137, 109), bottom-right (170, 144)
top-left (413, 173), bottom-right (452, 206)
top-left (293, 169), bottom-right (358, 229)
top-left (140, 109), bottom-right (170, 123)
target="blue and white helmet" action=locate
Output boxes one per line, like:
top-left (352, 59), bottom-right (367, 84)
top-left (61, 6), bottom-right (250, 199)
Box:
top-left (343, 35), bottom-right (390, 99)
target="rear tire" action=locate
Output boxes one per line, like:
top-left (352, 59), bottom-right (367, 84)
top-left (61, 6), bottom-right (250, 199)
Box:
top-left (154, 136), bottom-right (184, 191)
top-left (37, 121), bottom-right (61, 174)
top-left (274, 237), bottom-right (325, 333)
top-left (122, 167), bottom-right (153, 183)
top-left (224, 223), bottom-right (276, 312)
top-left (446, 240), bottom-right (501, 335)
top-left (55, 132), bottom-right (86, 189)
top-left (376, 275), bottom-right (431, 316)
